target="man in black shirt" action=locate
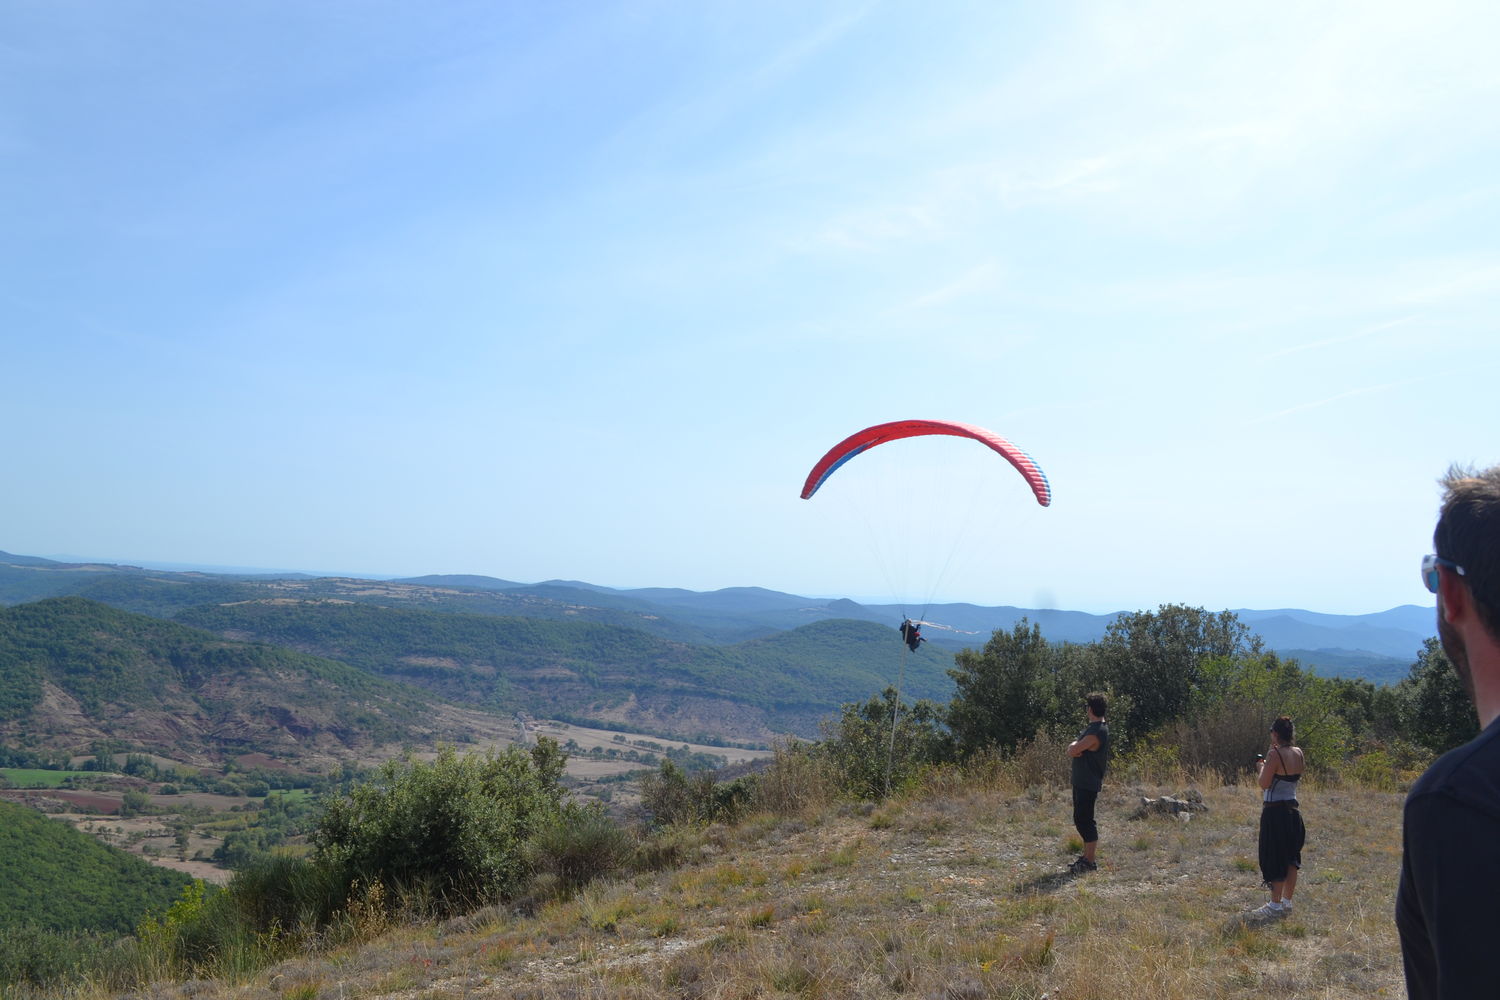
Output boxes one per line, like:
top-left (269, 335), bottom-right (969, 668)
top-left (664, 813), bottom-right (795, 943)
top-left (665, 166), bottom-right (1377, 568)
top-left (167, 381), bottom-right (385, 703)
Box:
top-left (1066, 692), bottom-right (1110, 873)
top-left (1397, 464), bottom-right (1500, 999)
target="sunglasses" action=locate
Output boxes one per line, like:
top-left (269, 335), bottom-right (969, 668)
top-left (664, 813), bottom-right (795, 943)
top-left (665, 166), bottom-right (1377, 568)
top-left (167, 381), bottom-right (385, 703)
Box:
top-left (1422, 554), bottom-right (1467, 594)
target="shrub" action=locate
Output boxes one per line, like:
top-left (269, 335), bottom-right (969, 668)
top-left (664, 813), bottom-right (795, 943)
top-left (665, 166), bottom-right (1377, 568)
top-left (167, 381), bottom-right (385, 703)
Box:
top-left (524, 802), bottom-right (635, 897)
top-left (641, 759), bottom-right (756, 827)
top-left (1166, 698), bottom-right (1267, 781)
top-left (819, 689), bottom-right (954, 800)
top-left (634, 824), bottom-right (707, 873)
top-left (311, 740), bottom-right (567, 913)
top-left (751, 739), bottom-right (840, 816)
top-left (1002, 732), bottom-right (1072, 789)
top-left (1344, 749), bottom-right (1403, 792)
top-left (1114, 741), bottom-right (1187, 786)
top-left (226, 853), bottom-right (346, 939)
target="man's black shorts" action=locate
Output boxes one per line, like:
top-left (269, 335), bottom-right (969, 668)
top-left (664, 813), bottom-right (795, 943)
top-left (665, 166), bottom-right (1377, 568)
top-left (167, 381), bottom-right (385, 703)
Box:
top-left (1073, 786), bottom-right (1099, 844)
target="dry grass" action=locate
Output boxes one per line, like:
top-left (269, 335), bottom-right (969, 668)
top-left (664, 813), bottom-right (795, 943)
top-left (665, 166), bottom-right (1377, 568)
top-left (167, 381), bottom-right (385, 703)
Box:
top-left (85, 771), bottom-right (1406, 1000)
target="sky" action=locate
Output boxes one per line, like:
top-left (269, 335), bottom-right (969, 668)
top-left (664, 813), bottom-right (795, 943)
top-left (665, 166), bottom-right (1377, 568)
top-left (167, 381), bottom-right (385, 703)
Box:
top-left (4, 1), bottom-right (1498, 616)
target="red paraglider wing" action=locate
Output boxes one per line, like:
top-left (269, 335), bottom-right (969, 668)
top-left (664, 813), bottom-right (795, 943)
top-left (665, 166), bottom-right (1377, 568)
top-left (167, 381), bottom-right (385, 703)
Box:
top-left (799, 419), bottom-right (1051, 506)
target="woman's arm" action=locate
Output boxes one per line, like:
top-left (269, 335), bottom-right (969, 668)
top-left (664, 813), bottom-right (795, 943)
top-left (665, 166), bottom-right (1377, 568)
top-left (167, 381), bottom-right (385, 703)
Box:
top-left (1256, 746), bottom-right (1282, 789)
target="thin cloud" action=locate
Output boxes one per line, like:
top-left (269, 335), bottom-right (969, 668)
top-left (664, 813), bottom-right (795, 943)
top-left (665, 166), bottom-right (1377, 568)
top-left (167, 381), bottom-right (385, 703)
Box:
top-left (1260, 317), bottom-right (1418, 362)
top-left (1242, 384), bottom-right (1394, 426)
top-left (1397, 262), bottom-right (1500, 305)
top-left (906, 260), bottom-right (1006, 310)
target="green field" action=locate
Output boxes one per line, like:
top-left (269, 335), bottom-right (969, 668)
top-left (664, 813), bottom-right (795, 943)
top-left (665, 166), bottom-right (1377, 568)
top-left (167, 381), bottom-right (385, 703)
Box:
top-left (0, 768), bottom-right (92, 788)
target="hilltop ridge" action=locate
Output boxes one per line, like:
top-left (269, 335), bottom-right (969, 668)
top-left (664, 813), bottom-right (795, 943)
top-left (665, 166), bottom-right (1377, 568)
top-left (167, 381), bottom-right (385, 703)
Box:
top-left (0, 549), bottom-right (1433, 683)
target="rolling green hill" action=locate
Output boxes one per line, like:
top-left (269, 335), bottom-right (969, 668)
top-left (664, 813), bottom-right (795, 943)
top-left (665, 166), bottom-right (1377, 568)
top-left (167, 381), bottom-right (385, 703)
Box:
top-left (0, 799), bottom-right (191, 934)
top-left (173, 601), bottom-right (954, 738)
top-left (0, 597), bottom-right (454, 764)
top-left (0, 551), bottom-right (1434, 675)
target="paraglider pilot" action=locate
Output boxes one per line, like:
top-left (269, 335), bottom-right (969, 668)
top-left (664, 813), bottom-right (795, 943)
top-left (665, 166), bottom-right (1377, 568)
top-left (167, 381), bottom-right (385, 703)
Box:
top-left (899, 619), bottom-right (924, 652)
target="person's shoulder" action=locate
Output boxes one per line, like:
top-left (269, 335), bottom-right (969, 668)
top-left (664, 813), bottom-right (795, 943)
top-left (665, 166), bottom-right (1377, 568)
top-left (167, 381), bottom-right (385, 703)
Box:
top-left (1408, 722), bottom-right (1500, 815)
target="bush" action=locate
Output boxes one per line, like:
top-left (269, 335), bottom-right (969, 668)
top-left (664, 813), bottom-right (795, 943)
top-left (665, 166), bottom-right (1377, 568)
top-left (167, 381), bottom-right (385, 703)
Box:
top-left (524, 802), bottom-right (635, 898)
top-left (640, 759), bottom-right (753, 827)
top-left (999, 732), bottom-right (1072, 789)
top-left (751, 739), bottom-right (840, 816)
top-left (311, 740), bottom-right (567, 913)
top-left (820, 689), bottom-right (953, 800)
top-left (226, 853), bottom-right (346, 940)
top-left (1164, 698), bottom-right (1267, 781)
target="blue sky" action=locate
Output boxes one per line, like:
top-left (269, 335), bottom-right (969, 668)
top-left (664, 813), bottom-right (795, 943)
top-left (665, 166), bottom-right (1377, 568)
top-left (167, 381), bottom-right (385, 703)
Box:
top-left (4, 1), bottom-right (1497, 616)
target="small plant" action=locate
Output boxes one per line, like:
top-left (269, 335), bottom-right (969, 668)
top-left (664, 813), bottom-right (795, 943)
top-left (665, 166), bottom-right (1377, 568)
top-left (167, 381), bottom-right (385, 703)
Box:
top-left (829, 838), bottom-right (863, 867)
top-left (341, 877), bottom-right (390, 940)
top-left (769, 960), bottom-right (818, 994)
top-left (745, 904), bottom-right (775, 928)
top-left (578, 887), bottom-right (631, 932)
top-left (282, 980), bottom-right (321, 1000)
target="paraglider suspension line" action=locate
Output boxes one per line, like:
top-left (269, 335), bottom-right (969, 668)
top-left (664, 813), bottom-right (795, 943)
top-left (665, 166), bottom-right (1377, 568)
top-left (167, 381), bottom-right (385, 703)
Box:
top-left (884, 641), bottom-right (909, 797)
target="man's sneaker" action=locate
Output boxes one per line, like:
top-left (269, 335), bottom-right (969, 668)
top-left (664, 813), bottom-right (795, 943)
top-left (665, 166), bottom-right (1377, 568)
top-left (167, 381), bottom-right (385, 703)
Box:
top-left (1067, 856), bottom-right (1098, 874)
top-left (1250, 901), bottom-right (1285, 919)
top-left (1279, 899), bottom-right (1293, 914)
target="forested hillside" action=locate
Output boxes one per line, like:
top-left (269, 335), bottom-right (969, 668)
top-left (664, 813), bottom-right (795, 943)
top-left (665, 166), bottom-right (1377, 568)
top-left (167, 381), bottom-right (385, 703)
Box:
top-left (174, 601), bottom-right (953, 738)
top-left (0, 799), bottom-right (190, 934)
top-left (0, 551), bottom-right (1433, 675)
top-left (0, 597), bottom-right (457, 764)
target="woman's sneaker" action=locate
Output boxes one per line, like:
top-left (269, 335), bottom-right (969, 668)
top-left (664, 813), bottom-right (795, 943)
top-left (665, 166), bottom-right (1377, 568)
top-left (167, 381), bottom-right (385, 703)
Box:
top-left (1250, 901), bottom-right (1286, 919)
top-left (1067, 856), bottom-right (1098, 874)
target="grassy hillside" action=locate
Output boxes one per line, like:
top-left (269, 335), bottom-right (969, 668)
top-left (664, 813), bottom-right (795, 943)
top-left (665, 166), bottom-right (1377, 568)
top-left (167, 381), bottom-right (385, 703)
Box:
top-left (0, 799), bottom-right (191, 934)
top-left (73, 769), bottom-right (1404, 999)
top-left (172, 601), bottom-right (955, 738)
top-left (0, 597), bottom-right (452, 764)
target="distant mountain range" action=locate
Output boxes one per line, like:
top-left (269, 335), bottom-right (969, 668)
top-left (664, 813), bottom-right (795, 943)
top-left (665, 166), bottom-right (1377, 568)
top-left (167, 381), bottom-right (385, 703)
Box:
top-left (2, 550), bottom-right (1435, 677)
top-left (0, 548), bottom-right (1434, 762)
top-left (407, 573), bottom-right (1430, 652)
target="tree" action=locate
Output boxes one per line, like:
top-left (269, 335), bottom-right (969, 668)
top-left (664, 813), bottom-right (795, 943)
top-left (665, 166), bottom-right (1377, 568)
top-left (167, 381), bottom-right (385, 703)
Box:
top-left (946, 619), bottom-right (1059, 756)
top-left (118, 790), bottom-right (151, 818)
top-left (1093, 605), bottom-right (1261, 744)
top-left (1398, 637), bottom-right (1479, 756)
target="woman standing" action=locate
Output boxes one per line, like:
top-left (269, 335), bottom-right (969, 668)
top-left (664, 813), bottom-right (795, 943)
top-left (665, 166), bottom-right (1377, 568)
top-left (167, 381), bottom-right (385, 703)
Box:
top-left (1253, 715), bottom-right (1305, 918)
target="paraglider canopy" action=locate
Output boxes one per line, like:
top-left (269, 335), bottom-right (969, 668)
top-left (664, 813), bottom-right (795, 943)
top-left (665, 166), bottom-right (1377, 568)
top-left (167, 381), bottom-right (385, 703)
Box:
top-left (799, 419), bottom-right (1051, 507)
top-left (799, 419), bottom-right (1052, 796)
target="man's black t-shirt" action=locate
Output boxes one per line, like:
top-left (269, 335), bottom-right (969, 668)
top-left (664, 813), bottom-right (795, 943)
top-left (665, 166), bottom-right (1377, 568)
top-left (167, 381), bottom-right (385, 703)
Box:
top-left (1070, 720), bottom-right (1109, 792)
top-left (1397, 715), bottom-right (1500, 999)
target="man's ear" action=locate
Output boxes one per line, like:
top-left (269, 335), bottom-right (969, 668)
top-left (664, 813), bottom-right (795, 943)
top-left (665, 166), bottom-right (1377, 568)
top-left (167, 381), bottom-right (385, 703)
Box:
top-left (1439, 566), bottom-right (1471, 625)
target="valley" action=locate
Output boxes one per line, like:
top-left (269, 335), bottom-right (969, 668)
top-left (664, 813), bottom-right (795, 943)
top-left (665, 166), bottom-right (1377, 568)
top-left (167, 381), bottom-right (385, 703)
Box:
top-left (0, 548), bottom-right (1435, 915)
top-left (2, 713), bottom-right (774, 885)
